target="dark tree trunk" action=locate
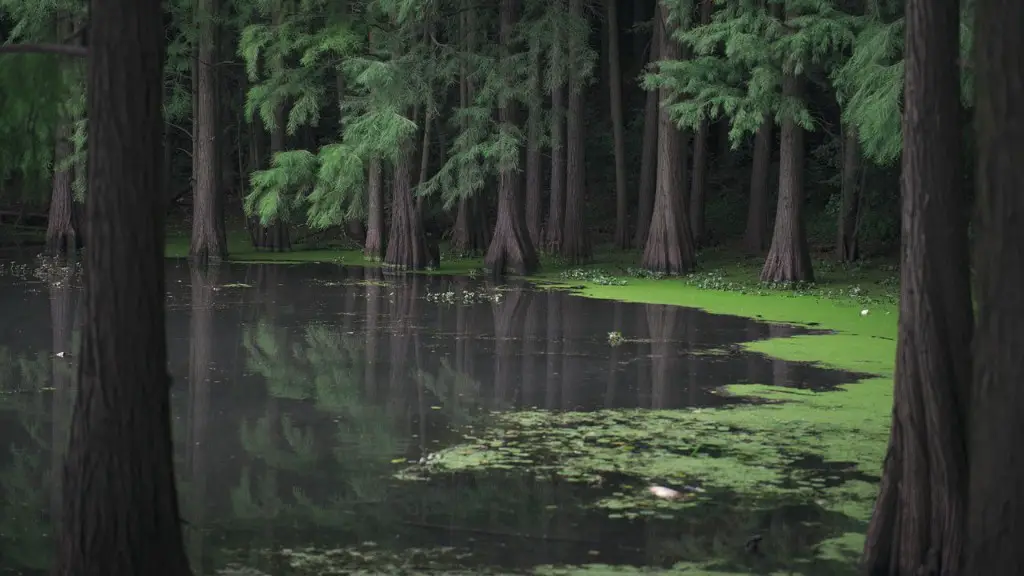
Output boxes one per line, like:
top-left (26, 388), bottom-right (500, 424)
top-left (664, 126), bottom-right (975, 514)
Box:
top-left (53, 0), bottom-right (192, 573)
top-left (485, 0), bottom-right (538, 276)
top-left (560, 0), bottom-right (589, 264)
top-left (688, 0), bottom-right (714, 247)
top-left (837, 125), bottom-right (862, 262)
top-left (451, 2), bottom-right (488, 256)
top-left (492, 287), bottom-right (526, 408)
top-left (760, 71), bottom-right (812, 283)
top-left (545, 28), bottom-right (566, 254)
top-left (641, 6), bottom-right (695, 275)
top-left (743, 117), bottom-right (773, 253)
top-left (190, 0), bottom-right (227, 265)
top-left (862, 1), bottom-right (969, 573)
top-left (964, 0), bottom-right (1024, 571)
top-left (607, 0), bottom-right (628, 249)
top-left (525, 52), bottom-right (543, 247)
top-left (364, 157), bottom-right (384, 259)
top-left (384, 143), bottom-right (429, 269)
top-left (633, 15), bottom-right (660, 248)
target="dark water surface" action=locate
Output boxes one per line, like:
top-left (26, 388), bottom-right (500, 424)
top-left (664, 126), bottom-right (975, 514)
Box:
top-left (0, 258), bottom-right (867, 574)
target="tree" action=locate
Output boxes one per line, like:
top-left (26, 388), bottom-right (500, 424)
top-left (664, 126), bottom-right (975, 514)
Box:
top-left (559, 0), bottom-right (590, 265)
top-left (861, 0), bottom-right (970, 572)
top-left (52, 0), bottom-right (193, 574)
top-left (964, 0), bottom-right (1024, 571)
top-left (606, 0), bottom-right (628, 249)
top-left (633, 15), bottom-right (659, 249)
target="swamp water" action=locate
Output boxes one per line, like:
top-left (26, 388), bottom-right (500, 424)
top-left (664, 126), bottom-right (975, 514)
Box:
top-left (0, 258), bottom-right (875, 575)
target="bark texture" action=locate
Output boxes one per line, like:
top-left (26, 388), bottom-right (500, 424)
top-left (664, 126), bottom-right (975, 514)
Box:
top-left (485, 0), bottom-right (538, 276)
top-left (688, 0), bottom-right (714, 246)
top-left (837, 125), bottom-right (862, 262)
top-left (760, 72), bottom-right (813, 283)
top-left (964, 0), bottom-right (1024, 572)
top-left (451, 2), bottom-right (488, 256)
top-left (364, 157), bottom-right (384, 259)
top-left (47, 119), bottom-right (78, 256)
top-left (384, 143), bottom-right (429, 270)
top-left (641, 6), bottom-right (695, 275)
top-left (189, 0), bottom-right (227, 265)
top-left (862, 1), bottom-right (970, 573)
top-left (606, 0), bottom-right (628, 249)
top-left (525, 52), bottom-right (543, 247)
top-left (633, 16), bottom-right (660, 248)
top-left (53, 0), bottom-right (192, 573)
top-left (743, 117), bottom-right (773, 253)
top-left (545, 56), bottom-right (566, 252)
top-left (560, 0), bottom-right (590, 264)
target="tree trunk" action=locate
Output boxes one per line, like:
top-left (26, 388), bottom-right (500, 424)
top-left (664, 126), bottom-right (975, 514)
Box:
top-left (53, 0), bottom-right (193, 573)
top-left (861, 1), bottom-right (969, 573)
top-left (525, 51), bottom-right (543, 247)
top-left (560, 0), bottom-right (590, 264)
top-left (743, 117), bottom-right (773, 253)
top-left (485, 0), bottom-right (539, 276)
top-left (48, 120), bottom-right (78, 256)
top-left (451, 1), bottom-right (488, 256)
top-left (607, 0), bottom-right (629, 249)
top-left (633, 14), bottom-right (660, 248)
top-left (641, 6), bottom-right (695, 275)
top-left (384, 142), bottom-right (429, 269)
top-left (545, 25), bottom-right (566, 254)
top-left (190, 0), bottom-right (227, 265)
top-left (964, 0), bottom-right (1024, 571)
top-left (837, 124), bottom-right (862, 262)
top-left (364, 157), bottom-right (385, 259)
top-left (760, 71), bottom-right (813, 283)
top-left (688, 0), bottom-right (714, 247)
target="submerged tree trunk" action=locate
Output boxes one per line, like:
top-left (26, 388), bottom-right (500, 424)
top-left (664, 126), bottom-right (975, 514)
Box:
top-left (862, 1), bottom-right (969, 573)
top-left (837, 125), bottom-right (862, 262)
top-left (485, 0), bottom-right (538, 276)
top-left (633, 15), bottom-right (660, 248)
top-left (760, 71), bottom-right (812, 283)
top-left (743, 117), bottom-right (773, 253)
top-left (964, 0), bottom-right (1024, 571)
top-left (53, 0), bottom-right (193, 573)
top-left (384, 143), bottom-right (429, 269)
top-left (641, 7), bottom-right (695, 275)
top-left (607, 0), bottom-right (628, 249)
top-left (364, 157), bottom-right (385, 259)
top-left (688, 0), bottom-right (714, 247)
top-left (190, 0), bottom-right (227, 265)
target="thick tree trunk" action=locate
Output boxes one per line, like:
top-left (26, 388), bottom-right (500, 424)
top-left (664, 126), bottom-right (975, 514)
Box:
top-left (607, 0), bottom-right (629, 249)
top-left (525, 53), bottom-right (543, 247)
top-left (837, 125), bottom-right (862, 262)
top-left (485, 0), bottom-right (538, 276)
top-left (633, 15), bottom-right (660, 248)
top-left (760, 72), bottom-right (813, 283)
top-left (964, 0), bottom-right (1024, 572)
top-left (641, 6), bottom-right (695, 275)
top-left (53, 0), bottom-right (193, 573)
top-left (743, 117), bottom-right (773, 253)
top-left (861, 1), bottom-right (969, 573)
top-left (364, 157), bottom-right (384, 259)
top-left (48, 120), bottom-right (78, 256)
top-left (190, 0), bottom-right (227, 265)
top-left (384, 143), bottom-right (429, 269)
top-left (688, 0), bottom-right (714, 247)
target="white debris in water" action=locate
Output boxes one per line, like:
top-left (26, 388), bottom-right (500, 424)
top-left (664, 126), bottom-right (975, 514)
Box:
top-left (861, 309), bottom-right (869, 316)
top-left (648, 485), bottom-right (682, 500)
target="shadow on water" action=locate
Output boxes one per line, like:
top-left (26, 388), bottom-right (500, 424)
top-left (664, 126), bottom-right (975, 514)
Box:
top-left (0, 258), bottom-right (871, 574)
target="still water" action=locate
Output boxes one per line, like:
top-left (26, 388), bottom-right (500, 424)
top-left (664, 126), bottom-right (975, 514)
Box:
top-left (0, 258), bottom-right (868, 575)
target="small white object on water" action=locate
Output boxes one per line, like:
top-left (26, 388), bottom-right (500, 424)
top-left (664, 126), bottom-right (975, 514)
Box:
top-left (55, 352), bottom-right (65, 358)
top-left (648, 485), bottom-right (682, 500)
top-left (861, 309), bottom-right (869, 316)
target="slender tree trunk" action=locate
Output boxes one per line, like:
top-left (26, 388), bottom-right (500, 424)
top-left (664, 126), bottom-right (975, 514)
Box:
top-left (633, 15), bottom-right (660, 248)
top-left (545, 27), bottom-right (566, 254)
top-left (451, 0), bottom-right (488, 256)
top-left (862, 1), bottom-right (969, 572)
top-left (364, 157), bottom-right (384, 259)
top-left (641, 6), bottom-right (695, 275)
top-left (607, 0), bottom-right (629, 249)
top-left (384, 142), bottom-right (429, 269)
top-left (760, 69), bottom-right (813, 283)
top-left (47, 16), bottom-right (80, 256)
top-left (560, 0), bottom-right (590, 264)
top-left (485, 0), bottom-right (538, 276)
top-left (190, 0), bottom-right (227, 264)
top-left (688, 0), bottom-right (714, 247)
top-left (525, 50), bottom-right (543, 247)
top-left (964, 0), bottom-right (1024, 571)
top-left (53, 0), bottom-right (192, 572)
top-left (837, 125), bottom-right (862, 262)
top-left (744, 117), bottom-right (773, 253)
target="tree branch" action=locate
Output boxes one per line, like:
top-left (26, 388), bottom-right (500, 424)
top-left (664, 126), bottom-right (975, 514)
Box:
top-left (0, 43), bottom-right (87, 58)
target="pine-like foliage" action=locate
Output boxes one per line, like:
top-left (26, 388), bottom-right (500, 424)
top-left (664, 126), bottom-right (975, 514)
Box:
top-left (651, 0), bottom-right (853, 145)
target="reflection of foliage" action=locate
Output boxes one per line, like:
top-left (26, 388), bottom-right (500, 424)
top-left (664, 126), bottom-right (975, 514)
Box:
top-left (239, 413), bottom-right (316, 472)
top-left (0, 347), bottom-right (51, 394)
top-left (414, 357), bottom-right (482, 429)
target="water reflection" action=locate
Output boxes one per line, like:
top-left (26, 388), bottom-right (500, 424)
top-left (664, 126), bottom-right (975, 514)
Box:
top-left (0, 261), bottom-right (869, 574)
